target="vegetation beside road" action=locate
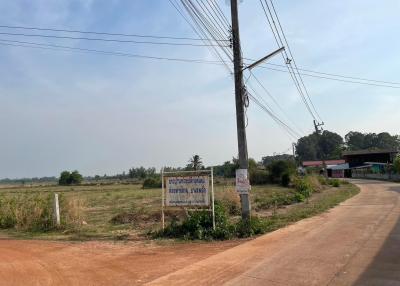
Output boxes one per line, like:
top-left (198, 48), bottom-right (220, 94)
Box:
top-left (0, 176), bottom-right (358, 241)
top-left (157, 176), bottom-right (358, 240)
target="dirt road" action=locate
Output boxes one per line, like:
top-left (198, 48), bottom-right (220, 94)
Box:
top-left (0, 239), bottom-right (240, 286)
top-left (0, 180), bottom-right (398, 285)
top-left (149, 180), bottom-right (400, 285)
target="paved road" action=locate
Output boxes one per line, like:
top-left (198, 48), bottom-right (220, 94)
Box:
top-left (148, 180), bottom-right (400, 286)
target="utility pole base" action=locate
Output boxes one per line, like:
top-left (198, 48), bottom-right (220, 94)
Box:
top-left (240, 194), bottom-right (251, 219)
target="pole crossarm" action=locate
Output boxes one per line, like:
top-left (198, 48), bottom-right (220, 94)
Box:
top-left (243, 46), bottom-right (285, 71)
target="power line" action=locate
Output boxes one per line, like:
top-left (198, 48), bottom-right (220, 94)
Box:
top-left (247, 90), bottom-right (300, 140)
top-left (259, 0), bottom-right (322, 122)
top-left (0, 31), bottom-right (228, 47)
top-left (168, 0), bottom-right (232, 73)
top-left (243, 58), bottom-right (400, 86)
top-left (247, 71), bottom-right (305, 135)
top-left (210, 0), bottom-right (231, 28)
top-left (176, 0), bottom-right (233, 72)
top-left (0, 39), bottom-right (227, 65)
top-left (247, 63), bottom-right (400, 89)
top-left (0, 24), bottom-right (228, 42)
top-left (268, 0), bottom-right (323, 122)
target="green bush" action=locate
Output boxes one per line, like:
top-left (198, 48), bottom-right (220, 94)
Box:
top-left (281, 173), bottom-right (291, 187)
top-left (267, 160), bottom-right (295, 184)
top-left (235, 216), bottom-right (266, 238)
top-left (329, 179), bottom-right (340, 187)
top-left (250, 169), bottom-right (269, 185)
top-left (159, 202), bottom-right (233, 240)
top-left (59, 170), bottom-right (83, 185)
top-left (394, 156), bottom-right (400, 174)
top-left (142, 177), bottom-right (162, 189)
top-left (293, 177), bottom-right (313, 198)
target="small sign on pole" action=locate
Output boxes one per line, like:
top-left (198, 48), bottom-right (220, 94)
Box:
top-left (236, 169), bottom-right (251, 194)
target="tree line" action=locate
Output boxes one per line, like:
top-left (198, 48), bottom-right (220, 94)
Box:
top-left (296, 131), bottom-right (400, 162)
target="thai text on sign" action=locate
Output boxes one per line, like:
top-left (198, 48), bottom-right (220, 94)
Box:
top-left (165, 176), bottom-right (210, 206)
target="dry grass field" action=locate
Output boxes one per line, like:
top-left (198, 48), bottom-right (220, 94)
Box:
top-left (0, 179), bottom-right (358, 241)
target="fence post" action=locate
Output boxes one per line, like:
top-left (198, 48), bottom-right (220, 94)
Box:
top-left (211, 167), bottom-right (215, 231)
top-left (161, 168), bottom-right (165, 230)
top-left (54, 193), bottom-right (60, 226)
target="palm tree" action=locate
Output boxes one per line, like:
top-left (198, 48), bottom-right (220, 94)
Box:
top-left (188, 155), bottom-right (203, 170)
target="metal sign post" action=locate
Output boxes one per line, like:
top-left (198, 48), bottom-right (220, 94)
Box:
top-left (161, 168), bottom-right (165, 230)
top-left (211, 167), bottom-right (215, 230)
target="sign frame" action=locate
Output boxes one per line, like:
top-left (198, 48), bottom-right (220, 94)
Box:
top-left (161, 168), bottom-right (215, 230)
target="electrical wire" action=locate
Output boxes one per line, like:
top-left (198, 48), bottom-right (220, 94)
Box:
top-left (259, 0), bottom-right (322, 122)
top-left (246, 63), bottom-right (400, 89)
top-left (243, 59), bottom-right (400, 86)
top-left (169, 0), bottom-right (232, 73)
top-left (0, 39), bottom-right (227, 65)
top-left (177, 0), bottom-right (233, 72)
top-left (247, 89), bottom-right (300, 140)
top-left (269, 0), bottom-right (323, 121)
top-left (0, 24), bottom-right (228, 42)
top-left (0, 31), bottom-right (228, 47)
top-left (247, 70), bottom-right (305, 135)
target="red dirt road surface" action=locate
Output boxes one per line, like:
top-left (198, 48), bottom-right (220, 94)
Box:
top-left (0, 180), bottom-right (399, 285)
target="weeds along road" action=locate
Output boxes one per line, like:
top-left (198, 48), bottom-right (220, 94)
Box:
top-left (0, 180), bottom-right (398, 286)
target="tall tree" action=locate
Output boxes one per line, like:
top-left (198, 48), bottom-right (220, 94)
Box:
top-left (296, 131), bottom-right (343, 161)
top-left (345, 131), bottom-right (400, 150)
top-left (188, 155), bottom-right (203, 170)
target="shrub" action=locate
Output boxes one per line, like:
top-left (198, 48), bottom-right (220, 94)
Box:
top-left (394, 156), bottom-right (400, 174)
top-left (329, 179), bottom-right (340, 187)
top-left (267, 160), bottom-right (295, 183)
top-left (142, 177), bottom-right (162, 189)
top-left (59, 170), bottom-right (83, 185)
top-left (281, 173), bottom-right (290, 187)
top-left (293, 177), bottom-right (313, 198)
top-left (250, 169), bottom-right (269, 185)
top-left (158, 202), bottom-right (234, 240)
top-left (235, 216), bottom-right (266, 238)
top-left (317, 175), bottom-right (328, 185)
top-left (305, 176), bottom-right (324, 192)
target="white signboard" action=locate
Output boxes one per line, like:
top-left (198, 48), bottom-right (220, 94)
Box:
top-left (165, 176), bottom-right (210, 206)
top-left (236, 169), bottom-right (251, 194)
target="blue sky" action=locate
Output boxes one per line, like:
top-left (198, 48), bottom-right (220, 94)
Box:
top-left (0, 0), bottom-right (399, 178)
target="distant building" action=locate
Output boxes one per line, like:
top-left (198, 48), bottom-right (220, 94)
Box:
top-left (342, 149), bottom-right (398, 179)
top-left (342, 149), bottom-right (398, 168)
top-left (301, 150), bottom-right (399, 179)
top-left (301, 160), bottom-right (347, 178)
top-left (302, 160), bottom-right (345, 168)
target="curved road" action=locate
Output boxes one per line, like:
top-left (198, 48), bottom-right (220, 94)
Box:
top-left (0, 180), bottom-right (399, 285)
top-left (148, 180), bottom-right (400, 285)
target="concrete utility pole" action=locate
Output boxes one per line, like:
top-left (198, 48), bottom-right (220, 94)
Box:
top-left (230, 0), bottom-right (250, 219)
top-left (314, 120), bottom-right (327, 177)
top-left (292, 143), bottom-right (296, 163)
